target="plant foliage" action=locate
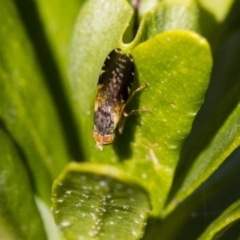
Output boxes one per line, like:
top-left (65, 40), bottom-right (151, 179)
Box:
top-left (1, 0), bottom-right (240, 239)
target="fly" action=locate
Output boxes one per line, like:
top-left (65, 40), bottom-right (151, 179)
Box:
top-left (93, 48), bottom-right (149, 150)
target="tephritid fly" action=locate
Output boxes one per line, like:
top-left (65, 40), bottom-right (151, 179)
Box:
top-left (93, 48), bottom-right (149, 150)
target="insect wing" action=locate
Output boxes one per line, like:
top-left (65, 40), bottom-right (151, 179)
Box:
top-left (98, 49), bottom-right (121, 85)
top-left (98, 48), bottom-right (135, 102)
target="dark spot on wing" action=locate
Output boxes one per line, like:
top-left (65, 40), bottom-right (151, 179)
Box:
top-left (98, 48), bottom-right (135, 102)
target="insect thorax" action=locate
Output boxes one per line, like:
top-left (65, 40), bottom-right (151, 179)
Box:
top-left (94, 105), bottom-right (115, 135)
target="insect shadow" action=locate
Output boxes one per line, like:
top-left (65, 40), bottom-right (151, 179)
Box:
top-left (113, 73), bottom-right (145, 160)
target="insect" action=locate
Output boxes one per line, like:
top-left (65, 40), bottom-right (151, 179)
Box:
top-left (93, 48), bottom-right (149, 150)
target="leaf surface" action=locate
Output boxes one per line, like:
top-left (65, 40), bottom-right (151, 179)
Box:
top-left (68, 0), bottom-right (212, 216)
top-left (0, 0), bottom-right (70, 203)
top-left (52, 163), bottom-right (151, 240)
top-left (0, 129), bottom-right (47, 240)
top-left (198, 199), bottom-right (240, 240)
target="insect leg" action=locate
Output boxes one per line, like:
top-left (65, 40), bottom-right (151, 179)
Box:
top-left (118, 108), bottom-right (151, 134)
top-left (118, 117), bottom-right (126, 134)
top-left (125, 82), bottom-right (149, 107)
top-left (123, 108), bottom-right (151, 117)
top-left (118, 83), bottom-right (150, 134)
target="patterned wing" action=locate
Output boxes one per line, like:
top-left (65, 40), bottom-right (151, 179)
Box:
top-left (98, 48), bottom-right (135, 102)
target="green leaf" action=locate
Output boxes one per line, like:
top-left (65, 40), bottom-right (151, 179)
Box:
top-left (0, 218), bottom-right (20, 240)
top-left (0, 129), bottom-right (47, 240)
top-left (197, 0), bottom-right (234, 22)
top-left (68, 0), bottom-right (212, 216)
top-left (162, 28), bottom-right (240, 218)
top-left (88, 30), bottom-right (211, 215)
top-left (0, 0), bottom-right (70, 203)
top-left (128, 30), bottom-right (212, 214)
top-left (198, 199), bottom-right (240, 240)
top-left (34, 0), bottom-right (85, 75)
top-left (134, 0), bottom-right (199, 44)
top-left (166, 98), bottom-right (240, 215)
top-left (138, 0), bottom-right (159, 18)
top-left (143, 16), bottom-right (240, 239)
top-left (52, 163), bottom-right (151, 240)
top-left (68, 0), bottom-right (200, 159)
top-left (196, 0), bottom-right (235, 49)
